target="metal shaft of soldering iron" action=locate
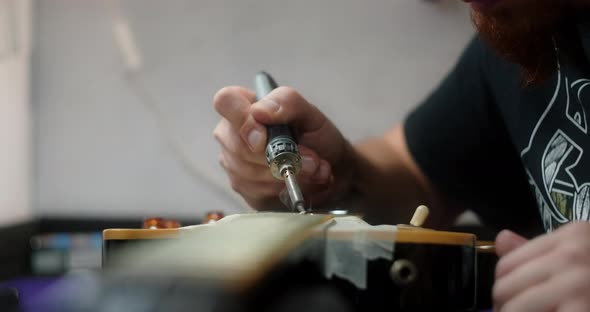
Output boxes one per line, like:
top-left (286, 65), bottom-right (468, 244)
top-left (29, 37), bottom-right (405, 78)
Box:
top-left (255, 72), bottom-right (306, 213)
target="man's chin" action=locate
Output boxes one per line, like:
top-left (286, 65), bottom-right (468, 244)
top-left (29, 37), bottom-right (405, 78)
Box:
top-left (471, 0), bottom-right (564, 85)
top-left (465, 0), bottom-right (544, 13)
top-left (463, 0), bottom-right (501, 12)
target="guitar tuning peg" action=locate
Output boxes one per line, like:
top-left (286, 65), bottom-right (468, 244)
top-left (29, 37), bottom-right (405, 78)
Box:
top-left (409, 205), bottom-right (430, 227)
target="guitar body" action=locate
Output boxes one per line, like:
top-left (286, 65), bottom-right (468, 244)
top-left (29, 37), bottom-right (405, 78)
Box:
top-left (97, 213), bottom-right (497, 311)
top-left (341, 242), bottom-right (476, 311)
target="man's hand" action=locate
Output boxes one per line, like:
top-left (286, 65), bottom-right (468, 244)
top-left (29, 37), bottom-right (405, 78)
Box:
top-left (212, 86), bottom-right (351, 210)
top-left (493, 222), bottom-right (590, 312)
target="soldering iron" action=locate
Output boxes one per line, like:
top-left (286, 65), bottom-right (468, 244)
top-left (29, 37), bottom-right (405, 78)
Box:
top-left (254, 72), bottom-right (307, 213)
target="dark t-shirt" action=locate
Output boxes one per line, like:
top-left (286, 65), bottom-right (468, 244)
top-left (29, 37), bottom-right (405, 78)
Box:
top-left (405, 25), bottom-right (590, 236)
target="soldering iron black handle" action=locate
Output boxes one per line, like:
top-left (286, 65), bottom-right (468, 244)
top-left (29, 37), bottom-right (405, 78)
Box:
top-left (254, 71), bottom-right (297, 143)
top-left (254, 71), bottom-right (305, 211)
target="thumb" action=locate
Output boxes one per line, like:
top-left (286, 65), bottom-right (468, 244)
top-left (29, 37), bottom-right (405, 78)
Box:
top-left (495, 229), bottom-right (528, 257)
top-left (250, 87), bottom-right (327, 133)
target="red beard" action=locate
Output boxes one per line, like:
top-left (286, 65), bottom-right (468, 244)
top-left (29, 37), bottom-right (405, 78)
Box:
top-left (471, 2), bottom-right (571, 85)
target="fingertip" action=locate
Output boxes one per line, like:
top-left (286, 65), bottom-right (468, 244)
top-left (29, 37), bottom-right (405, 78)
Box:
top-left (242, 124), bottom-right (266, 152)
top-left (251, 99), bottom-right (283, 125)
top-left (310, 160), bottom-right (331, 183)
top-left (495, 229), bottom-right (528, 257)
top-left (495, 230), bottom-right (514, 257)
top-left (238, 116), bottom-right (267, 153)
top-left (213, 86), bottom-right (256, 121)
top-left (252, 99), bottom-right (281, 113)
top-left (251, 87), bottom-right (303, 125)
top-left (301, 155), bottom-right (318, 175)
top-left (213, 86), bottom-right (255, 104)
top-left (298, 146), bottom-right (320, 175)
top-left (213, 86), bottom-right (238, 112)
top-left (496, 229), bottom-right (514, 241)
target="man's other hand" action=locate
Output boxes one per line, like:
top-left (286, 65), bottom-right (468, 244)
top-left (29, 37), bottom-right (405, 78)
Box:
top-left (493, 223), bottom-right (590, 312)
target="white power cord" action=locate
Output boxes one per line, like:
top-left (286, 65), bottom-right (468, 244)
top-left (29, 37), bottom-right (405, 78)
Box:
top-left (105, 0), bottom-right (250, 212)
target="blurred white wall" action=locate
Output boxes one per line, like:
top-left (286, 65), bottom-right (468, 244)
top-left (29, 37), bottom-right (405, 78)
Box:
top-left (33, 0), bottom-right (474, 218)
top-left (0, 0), bottom-right (32, 225)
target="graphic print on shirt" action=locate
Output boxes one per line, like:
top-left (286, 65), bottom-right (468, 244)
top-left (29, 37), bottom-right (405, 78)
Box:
top-left (521, 68), bottom-right (590, 232)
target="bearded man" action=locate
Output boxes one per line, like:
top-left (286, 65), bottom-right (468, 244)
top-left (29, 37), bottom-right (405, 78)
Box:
top-left (213, 1), bottom-right (590, 310)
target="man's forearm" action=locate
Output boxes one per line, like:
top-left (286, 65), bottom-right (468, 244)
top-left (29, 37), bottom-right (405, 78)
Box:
top-left (348, 124), bottom-right (461, 228)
